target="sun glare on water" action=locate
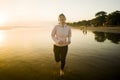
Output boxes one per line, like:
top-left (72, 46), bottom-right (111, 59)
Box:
top-left (0, 14), bottom-right (7, 26)
top-left (0, 31), bottom-right (5, 46)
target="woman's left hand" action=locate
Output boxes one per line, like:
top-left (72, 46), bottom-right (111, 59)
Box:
top-left (66, 41), bottom-right (71, 44)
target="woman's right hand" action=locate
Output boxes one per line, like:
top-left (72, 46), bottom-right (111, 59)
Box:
top-left (58, 41), bottom-right (64, 44)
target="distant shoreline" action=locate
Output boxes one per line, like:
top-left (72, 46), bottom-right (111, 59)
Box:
top-left (71, 26), bottom-right (120, 33)
top-left (0, 26), bottom-right (120, 33)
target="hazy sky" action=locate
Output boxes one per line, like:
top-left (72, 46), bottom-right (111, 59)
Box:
top-left (0, 0), bottom-right (120, 26)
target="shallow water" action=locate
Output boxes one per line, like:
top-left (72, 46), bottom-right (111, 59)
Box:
top-left (0, 27), bottom-right (120, 80)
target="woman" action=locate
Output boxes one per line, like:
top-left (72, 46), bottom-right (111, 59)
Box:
top-left (51, 13), bottom-right (71, 76)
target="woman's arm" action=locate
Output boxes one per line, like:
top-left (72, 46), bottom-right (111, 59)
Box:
top-left (68, 27), bottom-right (72, 44)
top-left (51, 26), bottom-right (59, 44)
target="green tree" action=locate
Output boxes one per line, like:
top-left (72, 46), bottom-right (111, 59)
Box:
top-left (106, 10), bottom-right (120, 26)
top-left (95, 11), bottom-right (107, 17)
top-left (95, 11), bottom-right (107, 26)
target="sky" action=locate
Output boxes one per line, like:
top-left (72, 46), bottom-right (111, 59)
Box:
top-left (0, 0), bottom-right (120, 26)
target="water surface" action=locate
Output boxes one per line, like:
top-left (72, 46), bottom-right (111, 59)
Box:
top-left (0, 27), bottom-right (120, 80)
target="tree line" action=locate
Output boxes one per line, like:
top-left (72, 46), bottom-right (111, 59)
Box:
top-left (67, 10), bottom-right (120, 27)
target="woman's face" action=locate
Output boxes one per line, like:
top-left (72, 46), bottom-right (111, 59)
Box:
top-left (58, 16), bottom-right (66, 24)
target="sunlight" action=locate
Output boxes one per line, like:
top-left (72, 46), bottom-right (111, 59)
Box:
top-left (0, 31), bottom-right (5, 45)
top-left (0, 14), bottom-right (7, 26)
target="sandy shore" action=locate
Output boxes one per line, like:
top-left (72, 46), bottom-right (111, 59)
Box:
top-left (72, 26), bottom-right (120, 33)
